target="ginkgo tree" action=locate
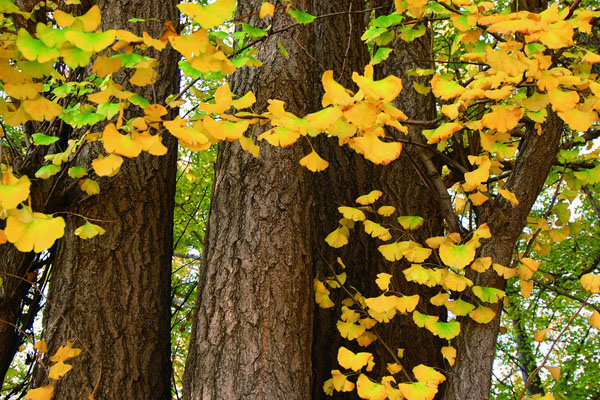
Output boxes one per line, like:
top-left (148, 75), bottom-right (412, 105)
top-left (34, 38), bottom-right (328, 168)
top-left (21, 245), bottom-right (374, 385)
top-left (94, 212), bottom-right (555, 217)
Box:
top-left (0, 0), bottom-right (600, 399)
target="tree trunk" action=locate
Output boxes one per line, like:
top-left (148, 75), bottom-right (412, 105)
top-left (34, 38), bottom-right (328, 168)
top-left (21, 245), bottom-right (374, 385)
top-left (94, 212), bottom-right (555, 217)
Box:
top-left (182, 1), bottom-right (316, 399)
top-left (32, 1), bottom-right (180, 398)
top-left (310, 1), bottom-right (446, 397)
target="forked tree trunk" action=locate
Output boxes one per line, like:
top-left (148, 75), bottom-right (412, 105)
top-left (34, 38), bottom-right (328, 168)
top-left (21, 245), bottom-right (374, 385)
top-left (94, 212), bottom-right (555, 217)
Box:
top-left (32, 1), bottom-right (180, 398)
top-left (311, 1), bottom-right (446, 397)
top-left (182, 1), bottom-right (316, 398)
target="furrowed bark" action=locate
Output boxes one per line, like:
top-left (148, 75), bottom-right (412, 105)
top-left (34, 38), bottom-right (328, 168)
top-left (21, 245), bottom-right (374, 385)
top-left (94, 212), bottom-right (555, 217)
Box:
top-left (32, 1), bottom-right (180, 398)
top-left (182, 1), bottom-right (315, 398)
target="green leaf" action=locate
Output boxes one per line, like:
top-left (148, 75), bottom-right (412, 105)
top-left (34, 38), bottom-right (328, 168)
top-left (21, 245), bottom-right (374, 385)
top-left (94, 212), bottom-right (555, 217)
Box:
top-left (397, 216), bottom-right (424, 230)
top-left (241, 23), bottom-right (268, 39)
top-left (35, 164), bottom-right (61, 179)
top-left (371, 47), bottom-right (392, 65)
top-left (288, 9), bottom-right (316, 24)
top-left (32, 133), bottom-right (59, 145)
top-left (277, 41), bottom-right (288, 57)
top-left (361, 26), bottom-right (387, 42)
top-left (372, 13), bottom-right (403, 28)
top-left (16, 28), bottom-right (60, 63)
top-left (472, 286), bottom-right (505, 303)
top-left (399, 23), bottom-right (426, 42)
top-left (68, 167), bottom-right (88, 179)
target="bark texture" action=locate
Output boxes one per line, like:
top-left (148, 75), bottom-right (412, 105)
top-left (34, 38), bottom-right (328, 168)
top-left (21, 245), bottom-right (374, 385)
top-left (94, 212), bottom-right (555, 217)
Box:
top-left (32, 2), bottom-right (179, 398)
top-left (311, 1), bottom-right (445, 397)
top-left (182, 1), bottom-right (315, 399)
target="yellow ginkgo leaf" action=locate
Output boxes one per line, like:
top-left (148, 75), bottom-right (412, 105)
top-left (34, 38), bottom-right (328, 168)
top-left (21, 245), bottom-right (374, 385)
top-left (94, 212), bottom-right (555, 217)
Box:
top-left (580, 273), bottom-right (600, 293)
top-left (535, 328), bottom-right (551, 342)
top-left (338, 347), bottom-right (373, 372)
top-left (430, 292), bottom-right (449, 306)
top-left (92, 154), bottom-right (123, 177)
top-left (395, 294), bottom-right (419, 314)
top-left (589, 310), bottom-right (600, 329)
top-left (337, 320), bottom-right (366, 340)
top-left (377, 205), bottom-right (395, 216)
top-left (397, 215), bottom-right (424, 230)
top-left (414, 364), bottom-right (446, 385)
top-left (299, 150), bottom-right (329, 172)
top-left (363, 220), bottom-right (390, 240)
top-left (441, 346), bottom-right (456, 366)
top-left (544, 366), bottom-right (561, 381)
top-left (520, 279), bottom-right (534, 298)
top-left (49, 341), bottom-right (81, 363)
top-left (178, 0), bottom-right (235, 29)
top-left (103, 123), bottom-right (142, 158)
top-left (23, 97), bottom-right (62, 122)
top-left (331, 370), bottom-right (355, 392)
top-left (199, 83), bottom-right (233, 114)
top-left (442, 271), bottom-right (473, 292)
top-left (74, 221), bottom-right (106, 239)
top-left (0, 171), bottom-right (31, 209)
top-left (356, 190), bottom-right (383, 205)
top-left (425, 122), bottom-right (463, 144)
top-left (471, 257), bottom-right (492, 272)
top-left (48, 361), bottom-right (73, 380)
top-left (322, 70), bottom-right (354, 107)
top-left (518, 258), bottom-right (540, 280)
top-left (446, 298), bottom-right (475, 316)
top-left (431, 74), bottom-right (465, 100)
top-left (79, 179), bottom-right (100, 195)
top-left (498, 188), bottom-right (519, 206)
top-left (493, 263), bottom-right (517, 279)
top-left (365, 294), bottom-right (398, 314)
top-left (356, 374), bottom-right (387, 400)
top-left (439, 241), bottom-right (476, 269)
top-left (92, 55), bottom-right (122, 77)
top-left (5, 207), bottom-right (65, 253)
top-left (558, 108), bottom-right (597, 132)
top-left (25, 385), bottom-right (54, 400)
top-left (375, 273), bottom-right (393, 291)
top-left (259, 2), bottom-right (275, 18)
top-left (351, 132), bottom-right (402, 165)
top-left (338, 206), bottom-right (366, 222)
top-left (398, 382), bottom-right (438, 400)
top-left (34, 340), bottom-right (48, 353)
top-left (352, 67), bottom-right (403, 101)
top-left (469, 305), bottom-right (496, 324)
top-left (325, 226), bottom-right (349, 248)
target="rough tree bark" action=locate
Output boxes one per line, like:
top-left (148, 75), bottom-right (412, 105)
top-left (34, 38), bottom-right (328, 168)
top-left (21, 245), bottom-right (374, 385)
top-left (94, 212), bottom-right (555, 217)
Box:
top-left (32, 1), bottom-right (180, 398)
top-left (310, 1), bottom-right (446, 397)
top-left (182, 1), bottom-right (316, 399)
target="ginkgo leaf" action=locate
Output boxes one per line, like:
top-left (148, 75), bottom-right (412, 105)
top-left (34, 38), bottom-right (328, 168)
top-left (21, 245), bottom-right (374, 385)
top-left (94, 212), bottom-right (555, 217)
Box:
top-left (92, 154), bottom-right (124, 177)
top-left (338, 347), bottom-right (373, 372)
top-left (498, 188), bottom-right (519, 206)
top-left (544, 366), bottom-right (561, 381)
top-left (352, 67), bottom-right (403, 101)
top-left (35, 165), bottom-right (61, 179)
top-left (375, 272), bottom-right (393, 291)
top-left (431, 74), bottom-right (465, 100)
top-left (322, 70), bottom-right (354, 107)
top-left (17, 29), bottom-right (60, 63)
top-left (441, 271), bottom-right (473, 292)
top-left (534, 328), bottom-right (551, 342)
top-left (356, 374), bottom-right (386, 400)
top-left (471, 257), bottom-right (492, 273)
top-left (25, 385), bottom-right (54, 400)
top-left (102, 123), bottom-right (142, 158)
top-left (356, 190), bottom-right (383, 205)
top-left (387, 362), bottom-right (402, 374)
top-left (55, 5), bottom-right (101, 31)
top-left (337, 320), bottom-right (366, 340)
top-left (377, 206), bottom-right (395, 216)
top-left (445, 298), bottom-right (475, 316)
top-left (325, 226), bottom-right (349, 248)
top-left (366, 294), bottom-right (399, 314)
top-left (232, 91), bottom-right (256, 109)
top-left (441, 346), bottom-right (456, 366)
top-left (74, 221), bottom-right (106, 239)
top-left (48, 362), bottom-right (73, 380)
top-left (414, 364), bottom-right (446, 385)
top-left (4, 82), bottom-right (43, 100)
top-left (363, 220), bottom-right (391, 240)
top-left (338, 206), bottom-right (366, 221)
top-left (520, 279), bottom-right (534, 298)
top-left (472, 286), bottom-right (505, 303)
top-left (79, 179), bottom-right (100, 195)
top-left (178, 0), bottom-right (235, 29)
top-left (34, 340), bottom-right (48, 353)
top-left (49, 342), bottom-right (81, 363)
top-left (396, 294), bottom-right (419, 314)
top-left (439, 241), bottom-right (476, 269)
top-left (469, 305), bottom-right (496, 324)
top-left (430, 292), bottom-right (449, 306)
top-left (5, 207), bottom-right (66, 253)
top-left (0, 171), bottom-right (31, 209)
top-left (23, 97), bottom-right (62, 122)
top-left (92, 55), bottom-right (122, 77)
top-left (398, 382), bottom-right (438, 400)
top-left (331, 370), bottom-right (355, 392)
top-left (352, 133), bottom-right (402, 165)
top-left (299, 150), bottom-right (329, 172)
top-left (259, 2), bottom-right (275, 18)
top-left (589, 310), bottom-right (600, 329)
top-left (65, 30), bottom-right (116, 52)
top-left (558, 108), bottom-right (597, 132)
top-left (425, 122), bottom-right (462, 144)
top-left (481, 106), bottom-right (523, 133)
top-left (580, 273), bottom-right (600, 293)
top-left (397, 216), bottom-right (424, 230)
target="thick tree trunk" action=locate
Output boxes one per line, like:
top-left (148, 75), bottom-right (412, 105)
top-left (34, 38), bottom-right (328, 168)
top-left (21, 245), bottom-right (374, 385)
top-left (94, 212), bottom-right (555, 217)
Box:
top-left (182, 1), bottom-right (316, 399)
top-left (311, 1), bottom-right (446, 397)
top-left (32, 2), bottom-right (179, 398)
top-left (443, 111), bottom-right (563, 400)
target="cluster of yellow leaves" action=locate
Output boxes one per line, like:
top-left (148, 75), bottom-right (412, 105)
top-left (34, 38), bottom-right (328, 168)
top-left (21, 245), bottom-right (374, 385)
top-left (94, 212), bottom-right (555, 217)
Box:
top-left (26, 340), bottom-right (81, 400)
